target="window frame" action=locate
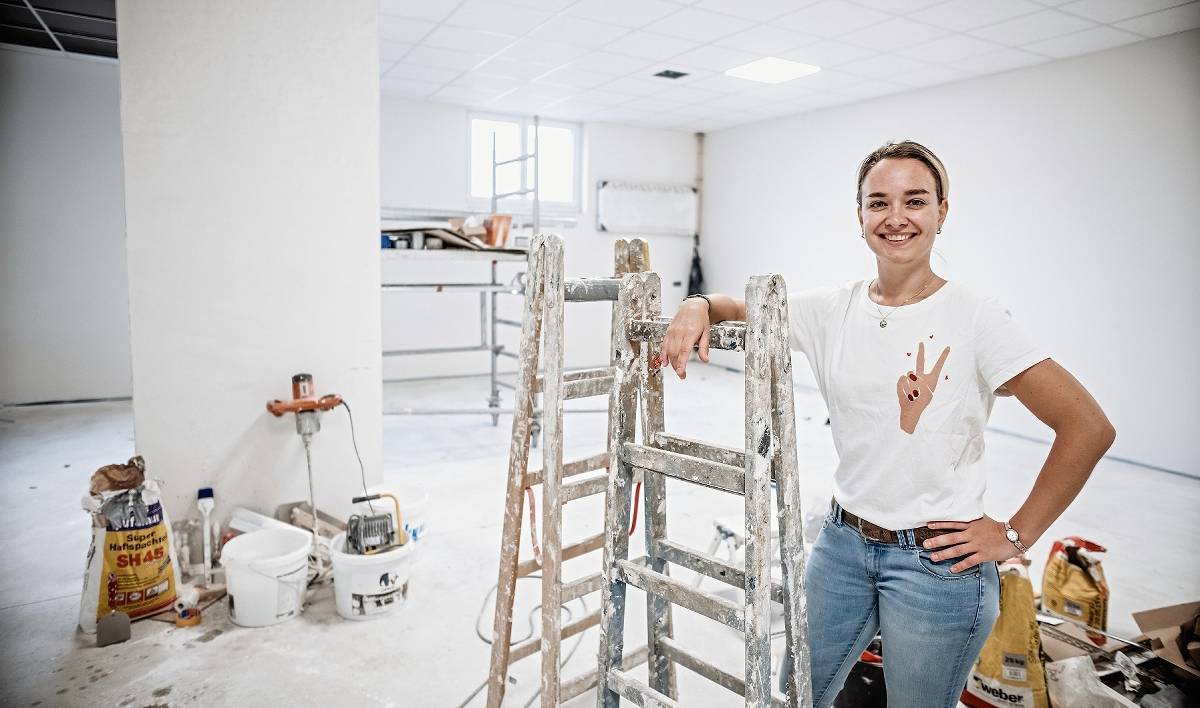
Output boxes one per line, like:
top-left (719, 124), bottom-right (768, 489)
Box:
top-left (467, 111), bottom-right (583, 217)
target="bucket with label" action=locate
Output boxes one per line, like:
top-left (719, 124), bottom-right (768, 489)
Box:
top-left (330, 531), bottom-right (416, 620)
top-left (221, 527), bottom-right (311, 628)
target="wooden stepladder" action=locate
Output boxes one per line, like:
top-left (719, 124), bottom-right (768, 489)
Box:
top-left (487, 233), bottom-right (652, 707)
top-left (595, 272), bottom-right (814, 707)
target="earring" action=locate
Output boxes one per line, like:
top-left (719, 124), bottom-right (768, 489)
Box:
top-left (936, 228), bottom-right (942, 234)
top-left (860, 231), bottom-right (866, 239)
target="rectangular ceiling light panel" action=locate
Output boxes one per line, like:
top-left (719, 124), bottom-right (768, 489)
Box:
top-left (725, 57), bottom-right (820, 84)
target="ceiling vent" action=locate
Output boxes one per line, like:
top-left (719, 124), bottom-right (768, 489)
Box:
top-left (653, 69), bottom-right (688, 80)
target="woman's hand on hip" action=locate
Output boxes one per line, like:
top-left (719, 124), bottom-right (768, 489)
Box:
top-left (923, 515), bottom-right (1022, 573)
top-left (663, 300), bottom-right (711, 379)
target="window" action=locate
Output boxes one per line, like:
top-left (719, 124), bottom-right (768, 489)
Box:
top-left (469, 113), bottom-right (582, 214)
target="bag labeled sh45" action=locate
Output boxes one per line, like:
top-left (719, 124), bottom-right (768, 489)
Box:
top-left (78, 456), bottom-right (181, 633)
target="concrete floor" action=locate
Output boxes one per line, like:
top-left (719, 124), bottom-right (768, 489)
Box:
top-left (1, 365), bottom-right (1196, 707)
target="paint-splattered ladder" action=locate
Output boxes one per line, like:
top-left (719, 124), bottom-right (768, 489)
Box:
top-left (595, 271), bottom-right (814, 708)
top-left (486, 233), bottom-right (652, 708)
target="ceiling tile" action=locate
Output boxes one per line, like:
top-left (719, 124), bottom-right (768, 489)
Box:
top-left (624, 96), bottom-right (689, 113)
top-left (911, 0), bottom-right (1043, 32)
top-left (1021, 24), bottom-right (1143, 56)
top-left (474, 55), bottom-right (559, 80)
top-left (589, 106), bottom-right (656, 123)
top-left (566, 52), bottom-right (654, 75)
top-left (781, 67), bottom-right (863, 91)
top-left (838, 52), bottom-right (930, 79)
top-left (669, 44), bottom-right (759, 71)
top-left (895, 34), bottom-right (1001, 62)
top-left (969, 9), bottom-right (1097, 45)
top-left (850, 0), bottom-right (946, 11)
top-left (643, 7), bottom-right (755, 42)
top-left (596, 76), bottom-right (671, 96)
top-left (1058, 0), bottom-right (1189, 23)
top-left (950, 47), bottom-right (1048, 74)
top-left (444, 0), bottom-right (554, 35)
top-left (565, 0), bottom-right (682, 28)
top-left (836, 79), bottom-right (911, 99)
top-left (685, 72), bottom-right (761, 93)
top-left (508, 0), bottom-right (578, 10)
top-left (715, 24), bottom-right (820, 53)
top-left (1113, 2), bottom-right (1200, 36)
top-left (750, 79), bottom-right (821, 101)
top-left (380, 0), bottom-right (462, 22)
top-left (381, 41), bottom-right (414, 62)
top-left (451, 73), bottom-right (525, 92)
top-left (381, 77), bottom-right (444, 97)
top-left (838, 17), bottom-right (949, 47)
top-left (424, 27), bottom-right (517, 54)
top-left (774, 1), bottom-right (891, 38)
top-left (896, 64), bottom-right (973, 87)
top-left (432, 85), bottom-right (509, 104)
top-left (499, 38), bottom-right (592, 64)
top-left (692, 0), bottom-right (818, 22)
top-left (575, 88), bottom-right (641, 105)
top-left (386, 62), bottom-right (464, 83)
top-left (603, 30), bottom-right (702, 60)
top-left (655, 84), bottom-right (726, 103)
top-left (779, 39), bottom-right (876, 66)
top-left (1031, 0), bottom-right (1075, 5)
top-left (528, 15), bottom-right (631, 49)
top-left (534, 65), bottom-right (616, 89)
top-left (380, 17), bottom-right (436, 43)
top-left (496, 84), bottom-right (578, 105)
top-left (406, 45), bottom-right (491, 70)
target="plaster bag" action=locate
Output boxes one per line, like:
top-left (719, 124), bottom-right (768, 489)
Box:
top-left (78, 457), bottom-right (181, 633)
top-left (962, 563), bottom-right (1050, 708)
top-left (1041, 536), bottom-right (1109, 644)
top-left (1044, 656), bottom-right (1137, 708)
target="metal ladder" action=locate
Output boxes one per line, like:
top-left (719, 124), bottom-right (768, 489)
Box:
top-left (595, 271), bottom-right (814, 707)
top-left (486, 233), bottom-right (652, 707)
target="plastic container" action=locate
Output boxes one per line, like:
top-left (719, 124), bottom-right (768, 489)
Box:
top-left (330, 532), bottom-right (416, 620)
top-left (221, 528), bottom-right (311, 628)
top-left (353, 487), bottom-right (429, 543)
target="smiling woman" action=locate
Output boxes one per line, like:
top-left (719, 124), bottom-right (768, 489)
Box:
top-left (661, 140), bottom-right (1116, 708)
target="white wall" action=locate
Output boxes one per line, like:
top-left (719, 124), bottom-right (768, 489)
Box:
top-left (380, 95), bottom-right (698, 381)
top-left (702, 30), bottom-right (1200, 475)
top-left (0, 48), bottom-right (130, 404)
top-left (118, 0), bottom-right (383, 523)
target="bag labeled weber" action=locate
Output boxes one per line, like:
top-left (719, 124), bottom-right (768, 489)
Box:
top-left (78, 456), bottom-right (181, 633)
top-left (1041, 536), bottom-right (1109, 644)
top-left (962, 563), bottom-right (1049, 708)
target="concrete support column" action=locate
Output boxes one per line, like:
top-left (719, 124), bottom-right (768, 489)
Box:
top-left (117, 0), bottom-right (382, 523)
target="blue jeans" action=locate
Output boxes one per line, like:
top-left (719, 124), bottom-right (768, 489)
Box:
top-left (783, 501), bottom-right (1000, 707)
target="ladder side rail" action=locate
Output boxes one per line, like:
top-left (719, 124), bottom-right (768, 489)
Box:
top-left (539, 239), bottom-right (568, 707)
top-left (744, 276), bottom-right (776, 707)
top-left (767, 276), bottom-right (814, 708)
top-left (638, 273), bottom-right (678, 697)
top-left (486, 238), bottom-right (548, 708)
top-left (596, 273), bottom-right (642, 708)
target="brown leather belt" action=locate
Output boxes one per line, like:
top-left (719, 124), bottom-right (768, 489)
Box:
top-left (838, 507), bottom-right (954, 546)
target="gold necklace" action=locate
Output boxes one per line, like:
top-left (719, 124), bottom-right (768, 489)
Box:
top-left (871, 275), bottom-right (936, 329)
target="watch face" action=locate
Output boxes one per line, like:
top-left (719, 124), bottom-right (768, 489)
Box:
top-left (1006, 528), bottom-right (1019, 542)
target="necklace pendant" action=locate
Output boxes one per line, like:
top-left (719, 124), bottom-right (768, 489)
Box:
top-left (879, 319), bottom-right (887, 328)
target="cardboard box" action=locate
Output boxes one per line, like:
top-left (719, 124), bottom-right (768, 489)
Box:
top-left (1133, 601), bottom-right (1200, 679)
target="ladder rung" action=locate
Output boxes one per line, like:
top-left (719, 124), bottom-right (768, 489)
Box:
top-left (614, 559), bottom-right (744, 631)
top-left (517, 532), bottom-right (604, 577)
top-left (657, 538), bottom-right (784, 605)
top-left (509, 609), bottom-right (601, 663)
top-left (533, 366), bottom-right (615, 393)
top-left (561, 473), bottom-right (607, 503)
top-left (564, 277), bottom-right (620, 302)
top-left (563, 374), bottom-right (614, 400)
top-left (622, 443), bottom-right (745, 494)
top-left (562, 572), bottom-right (604, 603)
top-left (561, 645), bottom-right (649, 702)
top-left (523, 451), bottom-right (608, 487)
top-left (654, 432), bottom-right (746, 469)
top-left (627, 318), bottom-right (746, 352)
top-left (658, 637), bottom-right (788, 708)
top-left (606, 667), bottom-right (681, 708)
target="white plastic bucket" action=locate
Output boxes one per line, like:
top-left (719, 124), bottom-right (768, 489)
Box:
top-left (221, 528), bottom-right (311, 628)
top-left (353, 486), bottom-right (430, 543)
top-left (330, 532), bottom-right (416, 620)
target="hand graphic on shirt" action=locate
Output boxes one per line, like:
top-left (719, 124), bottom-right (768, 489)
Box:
top-left (896, 341), bottom-right (951, 434)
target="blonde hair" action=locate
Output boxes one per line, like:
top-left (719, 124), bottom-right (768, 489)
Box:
top-left (856, 140), bottom-right (949, 205)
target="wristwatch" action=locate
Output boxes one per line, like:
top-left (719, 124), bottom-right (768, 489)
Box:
top-left (1004, 521), bottom-right (1028, 554)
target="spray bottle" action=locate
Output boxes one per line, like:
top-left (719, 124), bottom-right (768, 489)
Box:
top-left (197, 487), bottom-right (214, 587)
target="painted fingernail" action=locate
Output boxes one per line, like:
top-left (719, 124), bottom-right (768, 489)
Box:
top-left (913, 390), bottom-right (919, 397)
top-left (908, 373), bottom-right (917, 381)
top-left (907, 394), bottom-right (913, 401)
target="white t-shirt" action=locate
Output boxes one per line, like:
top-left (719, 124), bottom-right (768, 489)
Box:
top-left (788, 280), bottom-right (1048, 530)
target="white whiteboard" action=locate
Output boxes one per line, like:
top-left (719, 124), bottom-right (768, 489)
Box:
top-left (596, 180), bottom-right (697, 237)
